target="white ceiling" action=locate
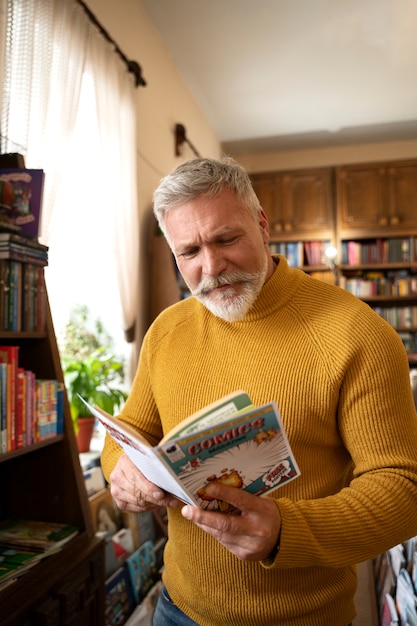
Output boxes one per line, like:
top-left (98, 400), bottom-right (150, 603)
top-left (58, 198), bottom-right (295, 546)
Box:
top-left (141, 0), bottom-right (417, 155)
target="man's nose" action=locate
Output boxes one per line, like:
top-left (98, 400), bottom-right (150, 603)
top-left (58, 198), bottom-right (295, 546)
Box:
top-left (201, 246), bottom-right (227, 276)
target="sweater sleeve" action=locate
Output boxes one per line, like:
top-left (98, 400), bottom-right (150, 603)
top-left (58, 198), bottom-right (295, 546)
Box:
top-left (100, 330), bottom-right (163, 482)
top-left (270, 312), bottom-right (417, 569)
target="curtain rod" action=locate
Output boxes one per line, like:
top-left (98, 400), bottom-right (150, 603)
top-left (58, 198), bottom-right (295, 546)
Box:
top-left (76, 0), bottom-right (146, 88)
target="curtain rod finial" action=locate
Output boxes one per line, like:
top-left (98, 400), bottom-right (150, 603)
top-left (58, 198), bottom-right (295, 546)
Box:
top-left (127, 60), bottom-right (146, 87)
top-left (174, 123), bottom-right (201, 158)
top-left (175, 123), bottom-right (186, 156)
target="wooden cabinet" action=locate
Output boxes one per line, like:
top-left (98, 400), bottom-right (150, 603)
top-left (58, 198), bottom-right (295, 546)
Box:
top-left (335, 160), bottom-right (417, 357)
top-left (6, 536), bottom-right (104, 626)
top-left (251, 159), bottom-right (417, 355)
top-left (251, 168), bottom-right (336, 282)
top-left (251, 167), bottom-right (334, 240)
top-left (0, 288), bottom-right (105, 625)
top-left (336, 160), bottom-right (417, 235)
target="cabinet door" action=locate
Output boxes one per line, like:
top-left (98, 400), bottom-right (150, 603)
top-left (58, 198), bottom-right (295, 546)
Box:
top-left (387, 163), bottom-right (417, 229)
top-left (251, 169), bottom-right (333, 237)
top-left (336, 165), bottom-right (387, 231)
top-left (282, 169), bottom-right (333, 235)
top-left (251, 175), bottom-right (285, 231)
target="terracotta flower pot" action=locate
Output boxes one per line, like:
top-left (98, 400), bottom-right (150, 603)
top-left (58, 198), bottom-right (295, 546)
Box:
top-left (76, 416), bottom-right (96, 453)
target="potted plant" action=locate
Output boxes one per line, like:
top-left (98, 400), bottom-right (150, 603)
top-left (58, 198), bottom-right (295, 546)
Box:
top-left (58, 305), bottom-right (128, 453)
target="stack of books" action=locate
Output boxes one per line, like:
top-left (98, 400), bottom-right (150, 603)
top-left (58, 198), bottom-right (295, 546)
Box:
top-left (0, 519), bottom-right (78, 590)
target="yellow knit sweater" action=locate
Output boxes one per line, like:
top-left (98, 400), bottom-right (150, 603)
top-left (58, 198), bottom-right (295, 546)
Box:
top-left (101, 256), bottom-right (417, 626)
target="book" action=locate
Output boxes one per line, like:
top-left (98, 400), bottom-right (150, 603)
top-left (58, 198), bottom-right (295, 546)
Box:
top-left (124, 540), bottom-right (157, 603)
top-left (83, 465), bottom-right (106, 497)
top-left (25, 370), bottom-right (36, 446)
top-left (34, 266), bottom-right (46, 331)
top-left (122, 511), bottom-right (156, 551)
top-left (0, 248), bottom-right (48, 267)
top-left (16, 367), bottom-right (25, 448)
top-left (0, 363), bottom-right (6, 453)
top-left (0, 259), bottom-right (10, 331)
top-left (396, 568), bottom-right (417, 626)
top-left (0, 519), bottom-right (79, 550)
top-left (7, 261), bottom-right (22, 331)
top-left (112, 527), bottom-right (135, 563)
top-left (0, 545), bottom-right (43, 586)
top-left (104, 566), bottom-right (135, 625)
top-left (381, 593), bottom-right (399, 626)
top-left (82, 390), bottom-right (300, 513)
top-left (88, 487), bottom-right (122, 534)
top-left (0, 232), bottom-right (48, 251)
top-left (0, 169), bottom-right (45, 238)
top-left (0, 345), bottom-right (19, 451)
top-left (130, 581), bottom-right (162, 626)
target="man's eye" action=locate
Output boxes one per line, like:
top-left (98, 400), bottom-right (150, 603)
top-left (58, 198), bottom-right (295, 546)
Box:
top-left (181, 248), bottom-right (199, 258)
top-left (220, 236), bottom-right (238, 245)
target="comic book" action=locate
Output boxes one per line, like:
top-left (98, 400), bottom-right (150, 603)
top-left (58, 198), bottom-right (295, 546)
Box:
top-left (82, 391), bottom-right (300, 513)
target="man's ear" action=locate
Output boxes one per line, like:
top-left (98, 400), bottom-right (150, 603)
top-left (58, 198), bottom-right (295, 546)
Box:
top-left (258, 209), bottom-right (270, 243)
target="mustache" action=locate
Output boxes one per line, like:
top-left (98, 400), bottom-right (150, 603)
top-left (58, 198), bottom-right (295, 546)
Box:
top-left (193, 271), bottom-right (257, 297)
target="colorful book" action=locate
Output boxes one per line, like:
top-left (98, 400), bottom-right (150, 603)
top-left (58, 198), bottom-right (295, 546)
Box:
top-left (0, 232), bottom-right (48, 251)
top-left (0, 169), bottom-right (45, 238)
top-left (16, 368), bottom-right (25, 449)
top-left (0, 345), bottom-right (19, 451)
top-left (124, 540), bottom-right (157, 603)
top-left (0, 363), bottom-right (6, 453)
top-left (82, 390), bottom-right (300, 513)
top-left (0, 545), bottom-right (44, 586)
top-left (0, 519), bottom-right (78, 550)
top-left (35, 379), bottom-right (58, 441)
top-left (104, 566), bottom-right (135, 625)
top-left (381, 593), bottom-right (399, 626)
top-left (34, 266), bottom-right (46, 331)
top-left (7, 261), bottom-right (22, 331)
top-left (56, 382), bottom-right (64, 436)
top-left (25, 370), bottom-right (36, 446)
top-left (0, 260), bottom-right (10, 332)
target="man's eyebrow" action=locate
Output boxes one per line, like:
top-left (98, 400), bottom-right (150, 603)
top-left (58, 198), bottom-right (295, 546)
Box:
top-left (174, 225), bottom-right (242, 254)
top-left (185, 226), bottom-right (236, 244)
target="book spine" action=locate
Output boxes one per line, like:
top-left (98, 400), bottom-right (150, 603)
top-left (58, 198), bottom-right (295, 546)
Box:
top-left (35, 379), bottom-right (58, 440)
top-left (0, 249), bottom-right (47, 267)
top-left (0, 346), bottom-right (19, 451)
top-left (56, 382), bottom-right (64, 436)
top-left (35, 267), bottom-right (46, 332)
top-left (22, 264), bottom-right (33, 332)
top-left (0, 363), bottom-right (6, 453)
top-left (16, 367), bottom-right (25, 449)
top-left (9, 347), bottom-right (18, 451)
top-left (25, 370), bottom-right (34, 446)
top-left (0, 232), bottom-right (48, 251)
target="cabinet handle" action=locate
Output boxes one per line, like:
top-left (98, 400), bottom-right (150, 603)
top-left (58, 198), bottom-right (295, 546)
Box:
top-left (390, 215), bottom-right (400, 226)
top-left (378, 216), bottom-right (388, 226)
top-left (284, 222), bottom-right (293, 232)
top-left (272, 222), bottom-right (283, 233)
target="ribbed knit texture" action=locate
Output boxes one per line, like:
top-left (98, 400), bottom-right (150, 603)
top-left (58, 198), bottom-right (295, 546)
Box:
top-left (101, 255), bottom-right (417, 625)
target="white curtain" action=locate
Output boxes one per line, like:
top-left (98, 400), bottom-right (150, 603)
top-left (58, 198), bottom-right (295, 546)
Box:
top-left (1, 0), bottom-right (140, 375)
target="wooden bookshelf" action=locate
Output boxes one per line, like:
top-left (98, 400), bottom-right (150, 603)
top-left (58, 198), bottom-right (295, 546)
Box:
top-left (0, 265), bottom-right (105, 625)
top-left (251, 159), bottom-right (417, 356)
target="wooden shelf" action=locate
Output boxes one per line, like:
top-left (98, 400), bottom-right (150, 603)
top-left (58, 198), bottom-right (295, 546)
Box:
top-left (0, 284), bottom-right (105, 625)
top-left (252, 158), bottom-right (417, 365)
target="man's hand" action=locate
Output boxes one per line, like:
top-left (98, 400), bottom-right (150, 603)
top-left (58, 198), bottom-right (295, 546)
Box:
top-left (109, 454), bottom-right (181, 513)
top-left (181, 482), bottom-right (281, 561)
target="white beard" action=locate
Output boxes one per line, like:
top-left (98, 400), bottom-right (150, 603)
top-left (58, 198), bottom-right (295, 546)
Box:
top-left (191, 256), bottom-right (268, 322)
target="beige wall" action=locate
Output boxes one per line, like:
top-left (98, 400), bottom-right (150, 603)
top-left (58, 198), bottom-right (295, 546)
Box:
top-left (237, 139), bottom-right (417, 173)
top-left (87, 0), bottom-right (221, 343)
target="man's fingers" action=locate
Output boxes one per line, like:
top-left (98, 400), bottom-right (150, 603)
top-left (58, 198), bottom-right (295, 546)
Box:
top-left (202, 483), bottom-right (262, 512)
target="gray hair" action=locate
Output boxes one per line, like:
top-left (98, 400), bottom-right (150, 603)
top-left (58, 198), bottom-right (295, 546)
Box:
top-left (152, 156), bottom-right (262, 236)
